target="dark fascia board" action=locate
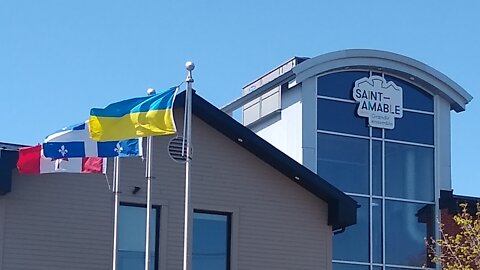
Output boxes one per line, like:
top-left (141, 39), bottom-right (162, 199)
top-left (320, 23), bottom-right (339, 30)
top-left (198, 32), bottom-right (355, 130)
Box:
top-left (0, 142), bottom-right (26, 151)
top-left (0, 143), bottom-right (26, 195)
top-left (175, 91), bottom-right (357, 230)
top-left (0, 149), bottom-right (19, 195)
top-left (440, 190), bottom-right (480, 215)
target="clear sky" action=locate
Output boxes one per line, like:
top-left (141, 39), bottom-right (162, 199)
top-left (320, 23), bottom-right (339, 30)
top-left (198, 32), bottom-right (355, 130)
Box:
top-left (1, 1), bottom-right (479, 196)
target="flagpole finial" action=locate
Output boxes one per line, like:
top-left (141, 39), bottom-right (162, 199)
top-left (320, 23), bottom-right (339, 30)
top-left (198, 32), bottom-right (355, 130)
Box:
top-left (147, 88), bottom-right (156, 95)
top-left (185, 61), bottom-right (195, 71)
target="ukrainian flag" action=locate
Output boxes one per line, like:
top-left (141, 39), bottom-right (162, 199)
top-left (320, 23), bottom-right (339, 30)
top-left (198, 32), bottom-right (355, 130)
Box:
top-left (89, 87), bottom-right (177, 141)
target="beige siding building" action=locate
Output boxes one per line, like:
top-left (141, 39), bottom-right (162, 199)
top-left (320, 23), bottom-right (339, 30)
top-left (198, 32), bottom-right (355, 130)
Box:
top-left (0, 92), bottom-right (356, 270)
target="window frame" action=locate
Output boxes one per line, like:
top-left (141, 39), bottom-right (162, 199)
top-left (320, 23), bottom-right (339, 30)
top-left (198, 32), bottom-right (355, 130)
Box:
top-left (192, 209), bottom-right (232, 270)
top-left (316, 69), bottom-right (437, 270)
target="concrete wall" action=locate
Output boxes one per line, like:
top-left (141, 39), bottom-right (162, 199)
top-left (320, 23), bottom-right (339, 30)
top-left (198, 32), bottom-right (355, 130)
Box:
top-left (251, 85), bottom-right (304, 165)
top-left (436, 95), bottom-right (452, 191)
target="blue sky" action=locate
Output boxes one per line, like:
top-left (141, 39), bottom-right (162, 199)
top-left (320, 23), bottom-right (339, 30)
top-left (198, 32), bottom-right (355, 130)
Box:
top-left (1, 1), bottom-right (479, 196)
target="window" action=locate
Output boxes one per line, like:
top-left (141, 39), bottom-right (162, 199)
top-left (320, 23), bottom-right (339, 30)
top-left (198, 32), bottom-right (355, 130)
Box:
top-left (118, 204), bottom-right (158, 270)
top-left (385, 143), bottom-right (434, 202)
top-left (317, 133), bottom-right (369, 194)
top-left (317, 99), bottom-right (369, 136)
top-left (317, 70), bottom-right (436, 269)
top-left (317, 71), bottom-right (369, 100)
top-left (385, 201), bottom-right (434, 267)
top-left (333, 196), bottom-right (369, 262)
top-left (385, 111), bottom-right (434, 145)
top-left (372, 198), bottom-right (382, 263)
top-left (384, 75), bottom-right (434, 112)
top-left (193, 210), bottom-right (231, 270)
top-left (372, 140), bottom-right (382, 196)
top-left (333, 263), bottom-right (369, 270)
top-left (243, 86), bottom-right (281, 126)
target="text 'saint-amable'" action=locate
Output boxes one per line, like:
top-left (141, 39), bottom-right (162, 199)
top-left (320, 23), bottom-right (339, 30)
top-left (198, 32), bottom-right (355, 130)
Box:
top-left (354, 89), bottom-right (401, 116)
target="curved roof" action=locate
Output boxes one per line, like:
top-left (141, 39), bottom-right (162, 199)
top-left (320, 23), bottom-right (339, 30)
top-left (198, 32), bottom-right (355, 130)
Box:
top-left (293, 49), bottom-right (473, 112)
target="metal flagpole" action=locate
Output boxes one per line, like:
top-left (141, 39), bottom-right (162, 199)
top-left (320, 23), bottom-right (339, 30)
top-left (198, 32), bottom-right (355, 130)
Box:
top-left (144, 88), bottom-right (156, 270)
top-left (112, 157), bottom-right (120, 270)
top-left (183, 61), bottom-right (195, 270)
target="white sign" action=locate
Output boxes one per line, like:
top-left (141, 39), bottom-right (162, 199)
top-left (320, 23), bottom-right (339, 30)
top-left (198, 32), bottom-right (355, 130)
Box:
top-left (353, 75), bottom-right (403, 129)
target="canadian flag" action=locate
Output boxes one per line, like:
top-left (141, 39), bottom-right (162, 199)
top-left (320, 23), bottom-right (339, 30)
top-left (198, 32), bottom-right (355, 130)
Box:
top-left (17, 145), bottom-right (106, 174)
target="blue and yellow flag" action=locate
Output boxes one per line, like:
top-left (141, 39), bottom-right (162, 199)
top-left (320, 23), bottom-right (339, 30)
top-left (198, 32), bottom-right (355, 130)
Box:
top-left (89, 87), bottom-right (177, 141)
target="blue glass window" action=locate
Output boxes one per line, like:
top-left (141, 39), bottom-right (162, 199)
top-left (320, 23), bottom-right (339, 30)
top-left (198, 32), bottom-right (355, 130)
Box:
top-left (385, 201), bottom-right (434, 267)
top-left (385, 143), bottom-right (434, 202)
top-left (333, 263), bottom-right (369, 270)
top-left (317, 99), bottom-right (369, 136)
top-left (385, 111), bottom-right (434, 145)
top-left (317, 71), bottom-right (370, 100)
top-left (333, 196), bottom-right (369, 262)
top-left (384, 75), bottom-right (434, 112)
top-left (118, 205), bottom-right (157, 270)
top-left (193, 211), bottom-right (230, 270)
top-left (372, 127), bottom-right (382, 138)
top-left (372, 198), bottom-right (382, 263)
top-left (386, 268), bottom-right (423, 270)
top-left (372, 140), bottom-right (382, 196)
top-left (317, 133), bottom-right (369, 194)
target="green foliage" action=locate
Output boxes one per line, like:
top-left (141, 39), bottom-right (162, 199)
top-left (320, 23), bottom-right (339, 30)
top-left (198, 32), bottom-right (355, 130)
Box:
top-left (427, 203), bottom-right (480, 269)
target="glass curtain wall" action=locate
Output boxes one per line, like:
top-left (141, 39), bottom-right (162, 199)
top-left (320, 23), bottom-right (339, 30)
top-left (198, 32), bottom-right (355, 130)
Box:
top-left (317, 71), bottom-right (436, 270)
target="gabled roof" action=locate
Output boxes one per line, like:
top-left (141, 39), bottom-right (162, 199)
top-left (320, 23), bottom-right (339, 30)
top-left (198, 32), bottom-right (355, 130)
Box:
top-left (176, 91), bottom-right (357, 230)
top-left (0, 94), bottom-right (357, 229)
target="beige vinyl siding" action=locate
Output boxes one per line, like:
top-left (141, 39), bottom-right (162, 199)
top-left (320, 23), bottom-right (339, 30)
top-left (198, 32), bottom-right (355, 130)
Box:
top-left (193, 113), bottom-right (331, 270)
top-left (3, 172), bottom-right (113, 270)
top-left (1, 108), bottom-right (332, 270)
top-left (0, 196), bottom-right (6, 268)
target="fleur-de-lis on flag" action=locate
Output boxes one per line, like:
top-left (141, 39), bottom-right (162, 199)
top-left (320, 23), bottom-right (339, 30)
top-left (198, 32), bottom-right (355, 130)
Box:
top-left (58, 145), bottom-right (68, 157)
top-left (114, 142), bottom-right (123, 154)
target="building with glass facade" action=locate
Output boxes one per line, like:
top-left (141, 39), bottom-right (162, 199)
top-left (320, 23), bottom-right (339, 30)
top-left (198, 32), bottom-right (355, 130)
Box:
top-left (0, 92), bottom-right (357, 270)
top-left (223, 49), bottom-right (473, 270)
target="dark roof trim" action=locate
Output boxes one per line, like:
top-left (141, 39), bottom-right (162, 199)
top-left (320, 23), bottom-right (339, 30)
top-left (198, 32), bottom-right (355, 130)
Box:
top-left (0, 149), bottom-right (19, 195)
top-left (440, 190), bottom-right (480, 215)
top-left (0, 142), bottom-right (26, 151)
top-left (176, 91), bottom-right (357, 230)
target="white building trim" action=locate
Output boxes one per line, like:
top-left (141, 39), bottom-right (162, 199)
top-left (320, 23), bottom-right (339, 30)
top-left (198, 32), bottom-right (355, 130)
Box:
top-left (293, 49), bottom-right (472, 112)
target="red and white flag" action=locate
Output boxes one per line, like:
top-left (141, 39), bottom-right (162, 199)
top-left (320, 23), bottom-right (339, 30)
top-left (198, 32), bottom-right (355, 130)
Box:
top-left (17, 145), bottom-right (106, 174)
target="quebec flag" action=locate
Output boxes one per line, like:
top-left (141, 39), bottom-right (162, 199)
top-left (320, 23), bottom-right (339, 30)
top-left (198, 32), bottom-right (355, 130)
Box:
top-left (42, 121), bottom-right (142, 159)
